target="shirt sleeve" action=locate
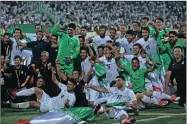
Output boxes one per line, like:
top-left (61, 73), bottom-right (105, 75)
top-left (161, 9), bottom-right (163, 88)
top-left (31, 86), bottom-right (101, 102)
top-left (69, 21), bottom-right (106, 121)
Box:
top-left (58, 82), bottom-right (67, 91)
top-left (26, 42), bottom-right (35, 48)
top-left (99, 56), bottom-right (105, 62)
top-left (68, 94), bottom-right (76, 107)
top-left (129, 89), bottom-right (137, 101)
top-left (71, 38), bottom-right (80, 59)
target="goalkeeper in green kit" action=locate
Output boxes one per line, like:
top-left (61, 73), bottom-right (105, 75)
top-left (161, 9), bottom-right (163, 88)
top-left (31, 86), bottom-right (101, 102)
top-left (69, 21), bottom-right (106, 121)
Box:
top-left (51, 17), bottom-right (80, 76)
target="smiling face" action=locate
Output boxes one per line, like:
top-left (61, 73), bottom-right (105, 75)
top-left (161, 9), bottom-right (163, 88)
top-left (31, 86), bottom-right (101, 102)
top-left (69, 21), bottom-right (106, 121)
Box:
top-left (131, 59), bottom-right (139, 70)
top-left (115, 77), bottom-right (124, 89)
top-left (174, 48), bottom-right (182, 59)
top-left (169, 33), bottom-right (177, 43)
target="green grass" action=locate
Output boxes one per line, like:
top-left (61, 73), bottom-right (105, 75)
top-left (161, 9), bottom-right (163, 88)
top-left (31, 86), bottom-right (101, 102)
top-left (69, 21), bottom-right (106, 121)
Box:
top-left (1, 103), bottom-right (186, 124)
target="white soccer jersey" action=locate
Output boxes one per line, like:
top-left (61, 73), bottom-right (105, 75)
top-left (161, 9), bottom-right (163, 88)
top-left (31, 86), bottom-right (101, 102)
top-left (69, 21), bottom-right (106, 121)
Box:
top-left (120, 38), bottom-right (135, 55)
top-left (93, 35), bottom-right (112, 48)
top-left (99, 56), bottom-right (119, 87)
top-left (50, 83), bottom-right (76, 110)
top-left (124, 55), bottom-right (147, 69)
top-left (107, 87), bottom-right (136, 103)
top-left (10, 38), bottom-right (27, 65)
top-left (136, 37), bottom-right (157, 59)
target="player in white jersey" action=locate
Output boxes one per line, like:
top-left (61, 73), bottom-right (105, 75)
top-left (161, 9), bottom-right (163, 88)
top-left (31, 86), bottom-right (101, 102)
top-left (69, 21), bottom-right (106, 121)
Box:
top-left (80, 47), bottom-right (100, 105)
top-left (85, 76), bottom-right (137, 124)
top-left (93, 25), bottom-right (112, 48)
top-left (120, 30), bottom-right (137, 55)
top-left (93, 46), bottom-right (119, 88)
top-left (137, 27), bottom-right (164, 92)
top-left (16, 67), bottom-right (76, 112)
top-left (10, 29), bottom-right (27, 65)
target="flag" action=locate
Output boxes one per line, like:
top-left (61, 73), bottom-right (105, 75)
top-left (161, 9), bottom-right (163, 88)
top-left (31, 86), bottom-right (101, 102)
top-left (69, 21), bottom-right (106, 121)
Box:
top-left (30, 107), bottom-right (94, 124)
top-left (7, 25), bottom-right (15, 36)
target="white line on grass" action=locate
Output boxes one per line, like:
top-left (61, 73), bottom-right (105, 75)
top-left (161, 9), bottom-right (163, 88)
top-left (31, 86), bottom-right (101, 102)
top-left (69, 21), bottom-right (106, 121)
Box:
top-left (112, 116), bottom-right (171, 124)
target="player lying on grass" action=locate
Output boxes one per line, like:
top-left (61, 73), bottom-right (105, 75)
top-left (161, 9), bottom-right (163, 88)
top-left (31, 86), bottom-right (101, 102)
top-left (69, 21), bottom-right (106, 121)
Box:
top-left (85, 76), bottom-right (137, 124)
top-left (16, 67), bottom-right (76, 112)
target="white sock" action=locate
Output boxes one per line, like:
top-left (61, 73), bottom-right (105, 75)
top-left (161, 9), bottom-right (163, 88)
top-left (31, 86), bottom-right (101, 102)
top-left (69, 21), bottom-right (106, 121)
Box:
top-left (142, 95), bottom-right (159, 104)
top-left (122, 119), bottom-right (127, 124)
top-left (16, 87), bottom-right (35, 96)
top-left (152, 91), bottom-right (171, 100)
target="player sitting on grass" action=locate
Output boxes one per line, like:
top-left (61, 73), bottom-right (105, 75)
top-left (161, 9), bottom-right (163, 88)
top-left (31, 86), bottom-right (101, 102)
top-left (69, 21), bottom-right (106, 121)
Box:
top-left (85, 76), bottom-right (137, 124)
top-left (115, 56), bottom-right (180, 109)
top-left (16, 67), bottom-right (76, 112)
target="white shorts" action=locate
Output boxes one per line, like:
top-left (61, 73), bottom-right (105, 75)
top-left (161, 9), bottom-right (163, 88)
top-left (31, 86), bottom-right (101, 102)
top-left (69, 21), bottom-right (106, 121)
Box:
top-left (39, 91), bottom-right (51, 112)
top-left (105, 108), bottom-right (128, 120)
top-left (145, 77), bottom-right (153, 91)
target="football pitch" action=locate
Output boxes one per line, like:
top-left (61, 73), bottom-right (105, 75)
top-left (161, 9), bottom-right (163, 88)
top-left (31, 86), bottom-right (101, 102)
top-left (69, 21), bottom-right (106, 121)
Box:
top-left (1, 103), bottom-right (186, 124)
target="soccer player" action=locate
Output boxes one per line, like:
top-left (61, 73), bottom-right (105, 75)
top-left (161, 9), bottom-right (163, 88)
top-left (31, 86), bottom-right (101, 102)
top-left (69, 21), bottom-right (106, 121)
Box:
top-left (137, 27), bottom-right (164, 92)
top-left (85, 76), bottom-right (137, 124)
top-left (120, 30), bottom-right (136, 55)
top-left (93, 46), bottom-right (119, 88)
top-left (16, 67), bottom-right (76, 112)
top-left (92, 25), bottom-right (112, 48)
top-left (51, 20), bottom-right (80, 76)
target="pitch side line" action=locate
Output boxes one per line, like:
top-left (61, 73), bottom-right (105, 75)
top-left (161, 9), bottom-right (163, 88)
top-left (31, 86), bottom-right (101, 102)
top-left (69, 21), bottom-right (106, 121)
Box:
top-left (128, 113), bottom-right (186, 116)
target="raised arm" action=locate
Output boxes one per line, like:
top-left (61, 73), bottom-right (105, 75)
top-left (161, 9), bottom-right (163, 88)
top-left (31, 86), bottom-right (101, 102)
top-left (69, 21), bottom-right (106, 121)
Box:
top-left (83, 61), bottom-right (94, 83)
top-left (51, 23), bottom-right (65, 36)
top-left (85, 85), bottom-right (109, 93)
top-left (146, 62), bottom-right (156, 73)
top-left (52, 67), bottom-right (60, 86)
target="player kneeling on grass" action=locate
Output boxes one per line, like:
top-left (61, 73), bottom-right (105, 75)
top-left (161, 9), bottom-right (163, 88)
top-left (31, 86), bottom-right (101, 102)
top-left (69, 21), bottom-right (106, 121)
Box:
top-left (16, 67), bottom-right (76, 112)
top-left (85, 76), bottom-right (137, 124)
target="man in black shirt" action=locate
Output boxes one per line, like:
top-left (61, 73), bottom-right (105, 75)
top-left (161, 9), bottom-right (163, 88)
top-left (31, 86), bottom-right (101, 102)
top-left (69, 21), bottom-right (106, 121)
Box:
top-left (15, 31), bottom-right (57, 65)
top-left (48, 35), bottom-right (58, 65)
top-left (1, 33), bottom-right (12, 59)
top-left (165, 46), bottom-right (186, 107)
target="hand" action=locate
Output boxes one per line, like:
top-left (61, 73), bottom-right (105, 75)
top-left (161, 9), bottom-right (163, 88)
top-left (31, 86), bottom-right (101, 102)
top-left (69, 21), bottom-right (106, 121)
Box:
top-left (55, 59), bottom-right (60, 64)
top-left (147, 20), bottom-right (155, 26)
top-left (85, 84), bottom-right (91, 89)
top-left (45, 22), bottom-right (50, 26)
top-left (163, 87), bottom-right (169, 94)
top-left (63, 57), bottom-right (72, 65)
top-left (21, 82), bottom-right (26, 88)
top-left (47, 62), bottom-right (52, 70)
top-left (125, 102), bottom-right (132, 107)
top-left (52, 67), bottom-right (57, 74)
top-left (65, 99), bottom-right (70, 106)
top-left (114, 52), bottom-right (121, 60)
top-left (90, 60), bottom-right (95, 67)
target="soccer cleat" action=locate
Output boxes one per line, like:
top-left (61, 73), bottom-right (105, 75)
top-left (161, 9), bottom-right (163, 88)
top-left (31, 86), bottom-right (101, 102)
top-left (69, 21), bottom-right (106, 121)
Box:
top-left (157, 100), bottom-right (168, 106)
top-left (171, 95), bottom-right (180, 102)
top-left (123, 118), bottom-right (136, 124)
top-left (94, 104), bottom-right (101, 115)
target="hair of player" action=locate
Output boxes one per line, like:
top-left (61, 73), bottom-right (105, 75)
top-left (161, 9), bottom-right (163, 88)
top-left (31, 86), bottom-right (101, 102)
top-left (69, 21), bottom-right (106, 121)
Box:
top-left (173, 46), bottom-right (183, 51)
top-left (116, 76), bottom-right (125, 80)
top-left (126, 30), bottom-right (134, 35)
top-left (110, 28), bottom-right (117, 32)
top-left (99, 25), bottom-right (107, 30)
top-left (35, 24), bottom-right (42, 28)
top-left (105, 45), bottom-right (112, 51)
top-left (132, 57), bottom-right (140, 64)
top-left (155, 17), bottom-right (164, 22)
top-left (106, 40), bottom-right (113, 43)
top-left (142, 26), bottom-right (150, 33)
top-left (78, 35), bottom-right (85, 41)
top-left (68, 78), bottom-right (77, 86)
top-left (169, 31), bottom-right (177, 36)
top-left (133, 21), bottom-right (141, 27)
top-left (80, 46), bottom-right (89, 54)
top-left (97, 45), bottom-right (104, 50)
top-left (14, 55), bottom-right (22, 61)
top-left (68, 23), bottom-right (76, 30)
top-left (142, 17), bottom-right (149, 21)
top-left (133, 43), bottom-right (142, 49)
top-left (81, 26), bottom-right (87, 30)
top-left (3, 33), bottom-right (10, 37)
